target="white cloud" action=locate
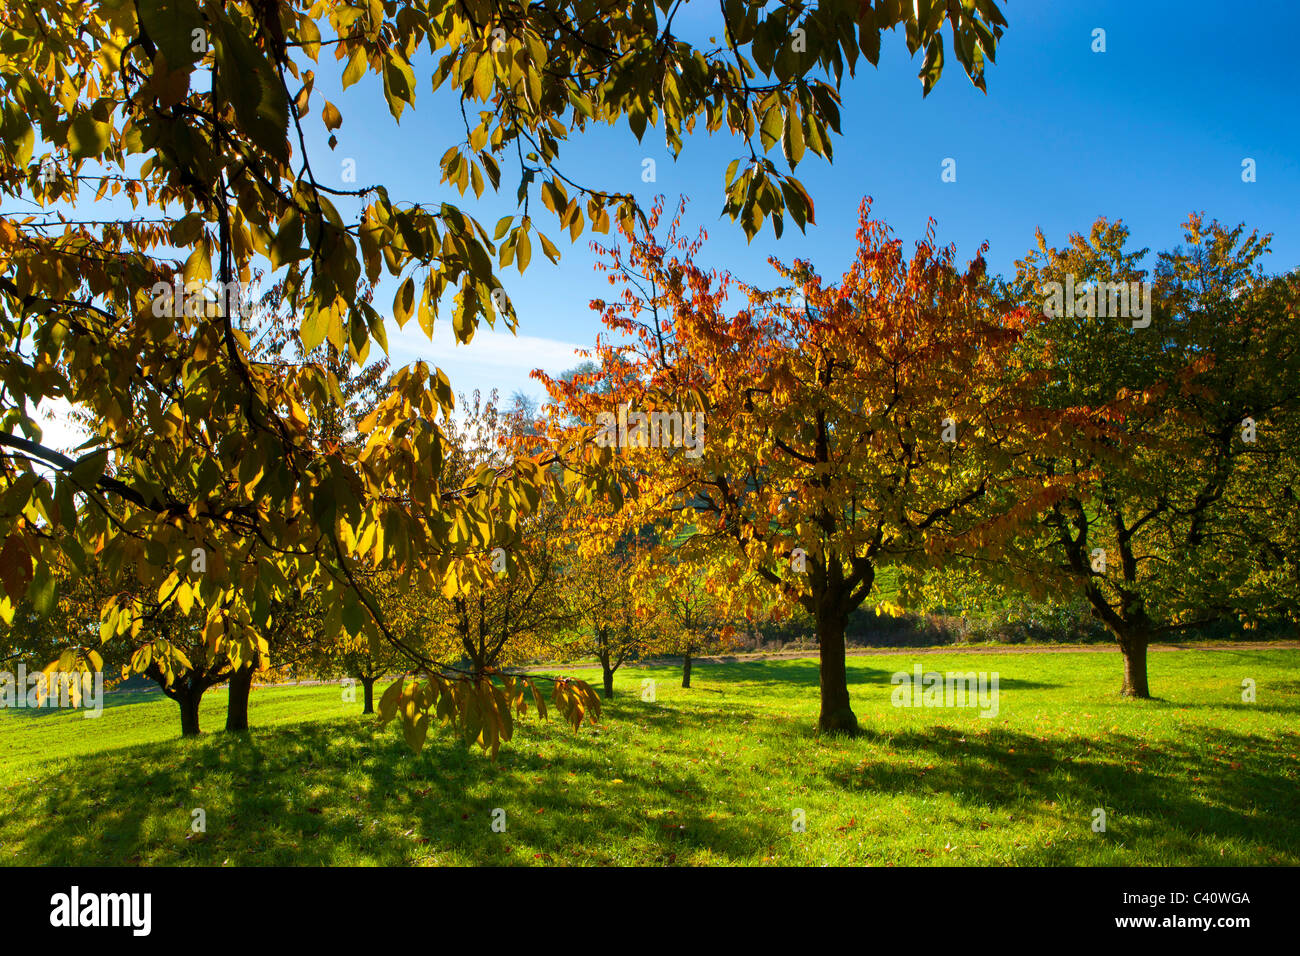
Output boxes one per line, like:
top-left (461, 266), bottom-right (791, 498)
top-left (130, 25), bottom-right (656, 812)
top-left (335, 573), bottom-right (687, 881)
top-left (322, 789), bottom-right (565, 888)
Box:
top-left (385, 320), bottom-right (589, 401)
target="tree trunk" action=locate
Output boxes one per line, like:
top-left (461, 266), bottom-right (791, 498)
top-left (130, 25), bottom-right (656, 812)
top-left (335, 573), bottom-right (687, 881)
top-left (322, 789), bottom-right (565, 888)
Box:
top-left (1119, 633), bottom-right (1151, 699)
top-left (225, 665), bottom-right (254, 732)
top-left (682, 649), bottom-right (693, 689)
top-left (178, 685), bottom-right (202, 737)
top-left (816, 600), bottom-right (858, 735)
top-left (361, 676), bottom-right (376, 714)
top-left (596, 628), bottom-right (615, 698)
top-left (150, 662), bottom-right (205, 738)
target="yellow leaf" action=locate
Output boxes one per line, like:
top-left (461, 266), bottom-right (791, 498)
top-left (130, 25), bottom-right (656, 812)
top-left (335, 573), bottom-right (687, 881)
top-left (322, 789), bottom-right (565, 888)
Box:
top-left (322, 101), bottom-right (342, 131)
top-left (472, 53), bottom-right (494, 100)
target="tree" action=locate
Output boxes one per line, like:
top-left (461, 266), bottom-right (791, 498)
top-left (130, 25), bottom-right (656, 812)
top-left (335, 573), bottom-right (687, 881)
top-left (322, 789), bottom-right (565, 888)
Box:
top-left (542, 197), bottom-right (1068, 734)
top-left (306, 575), bottom-right (426, 714)
top-left (1, 0), bottom-right (1006, 751)
top-left (0, 552), bottom-right (120, 706)
top-left (426, 391), bottom-right (573, 676)
top-left (139, 617), bottom-right (234, 737)
top-left (221, 280), bottom-right (392, 731)
top-left (559, 541), bottom-right (661, 699)
top-left (0, 521), bottom-right (249, 736)
top-left (222, 583), bottom-right (328, 730)
top-left (1005, 215), bottom-right (1300, 696)
top-left (642, 553), bottom-right (739, 688)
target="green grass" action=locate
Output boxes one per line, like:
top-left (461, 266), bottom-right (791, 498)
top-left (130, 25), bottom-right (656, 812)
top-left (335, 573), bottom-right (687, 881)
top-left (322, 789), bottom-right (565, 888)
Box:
top-left (2, 649), bottom-right (1297, 866)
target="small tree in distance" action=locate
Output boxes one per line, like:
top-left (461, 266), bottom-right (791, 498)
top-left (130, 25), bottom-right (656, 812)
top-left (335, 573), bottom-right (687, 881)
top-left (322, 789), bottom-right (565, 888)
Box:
top-left (642, 554), bottom-right (740, 688)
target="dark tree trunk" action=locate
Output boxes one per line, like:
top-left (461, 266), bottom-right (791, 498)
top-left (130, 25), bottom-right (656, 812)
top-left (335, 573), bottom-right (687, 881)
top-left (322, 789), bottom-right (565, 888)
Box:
top-left (177, 685), bottom-right (203, 737)
top-left (596, 628), bottom-right (615, 698)
top-left (1119, 633), bottom-right (1151, 698)
top-left (816, 599), bottom-right (858, 735)
top-left (682, 649), bottom-right (693, 689)
top-left (225, 665), bottom-right (254, 732)
top-left (149, 662), bottom-right (206, 737)
top-left (361, 676), bottom-right (376, 714)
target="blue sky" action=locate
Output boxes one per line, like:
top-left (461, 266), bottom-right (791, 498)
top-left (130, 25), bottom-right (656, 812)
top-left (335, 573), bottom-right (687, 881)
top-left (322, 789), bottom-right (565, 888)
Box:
top-left (326, 0), bottom-right (1297, 406)
top-left (33, 1), bottom-right (1300, 443)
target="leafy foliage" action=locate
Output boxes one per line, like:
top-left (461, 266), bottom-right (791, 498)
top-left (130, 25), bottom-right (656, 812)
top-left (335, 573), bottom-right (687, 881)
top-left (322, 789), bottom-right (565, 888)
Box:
top-left (541, 197), bottom-right (1077, 732)
top-left (1003, 215), bottom-right (1300, 694)
top-left (1, 0), bottom-right (1002, 750)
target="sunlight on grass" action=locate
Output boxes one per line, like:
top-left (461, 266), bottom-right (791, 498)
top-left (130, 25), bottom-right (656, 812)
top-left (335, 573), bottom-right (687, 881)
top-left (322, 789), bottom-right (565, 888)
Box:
top-left (2, 649), bottom-right (1297, 866)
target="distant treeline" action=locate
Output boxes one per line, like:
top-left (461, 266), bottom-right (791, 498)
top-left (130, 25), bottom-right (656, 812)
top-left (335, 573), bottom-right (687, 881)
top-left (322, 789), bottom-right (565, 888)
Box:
top-left (738, 602), bottom-right (1292, 651)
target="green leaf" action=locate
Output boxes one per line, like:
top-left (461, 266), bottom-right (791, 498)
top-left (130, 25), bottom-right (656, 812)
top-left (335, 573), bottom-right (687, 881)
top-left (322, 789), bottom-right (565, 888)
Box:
top-left (760, 101), bottom-right (783, 152)
top-left (68, 114), bottom-right (110, 159)
top-left (382, 57), bottom-right (416, 121)
top-left (341, 596), bottom-right (366, 636)
top-left (270, 207), bottom-right (302, 269)
top-left (300, 309), bottom-right (329, 352)
top-left (136, 0), bottom-right (205, 70)
top-left (403, 712), bottom-right (429, 753)
top-left (515, 228), bottom-right (531, 273)
top-left (418, 277), bottom-right (435, 337)
top-left (28, 569), bottom-right (57, 616)
top-left (394, 276), bottom-right (415, 327)
top-left (782, 106), bottom-right (805, 166)
top-left (342, 49), bottom-right (367, 89)
top-left (378, 679), bottom-right (402, 722)
top-left (183, 241), bottom-right (212, 283)
top-left (214, 20), bottom-right (289, 163)
top-left (69, 450), bottom-right (108, 489)
top-left (299, 17), bottom-right (322, 60)
top-left (919, 35), bottom-right (945, 96)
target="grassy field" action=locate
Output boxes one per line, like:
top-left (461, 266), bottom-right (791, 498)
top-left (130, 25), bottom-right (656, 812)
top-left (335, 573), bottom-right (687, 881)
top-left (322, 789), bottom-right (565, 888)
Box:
top-left (2, 648), bottom-right (1297, 866)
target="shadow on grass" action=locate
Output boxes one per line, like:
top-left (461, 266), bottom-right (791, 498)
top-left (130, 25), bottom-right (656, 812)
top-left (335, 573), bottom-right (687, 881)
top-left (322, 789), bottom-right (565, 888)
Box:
top-left (1149, 701), bottom-right (1300, 717)
top-left (4, 695), bottom-right (1294, 866)
top-left (680, 659), bottom-right (1060, 694)
top-left (837, 721), bottom-right (1300, 864)
top-left (1, 712), bottom-right (761, 866)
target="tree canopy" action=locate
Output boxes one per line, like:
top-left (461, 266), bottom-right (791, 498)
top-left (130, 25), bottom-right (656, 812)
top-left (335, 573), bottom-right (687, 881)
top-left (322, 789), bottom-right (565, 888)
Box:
top-left (1, 0), bottom-right (1006, 749)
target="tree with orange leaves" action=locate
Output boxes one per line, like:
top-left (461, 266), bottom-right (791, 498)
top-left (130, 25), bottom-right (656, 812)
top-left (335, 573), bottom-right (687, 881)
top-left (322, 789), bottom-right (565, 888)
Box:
top-left (541, 197), bottom-right (1074, 735)
top-left (641, 553), bottom-right (741, 689)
